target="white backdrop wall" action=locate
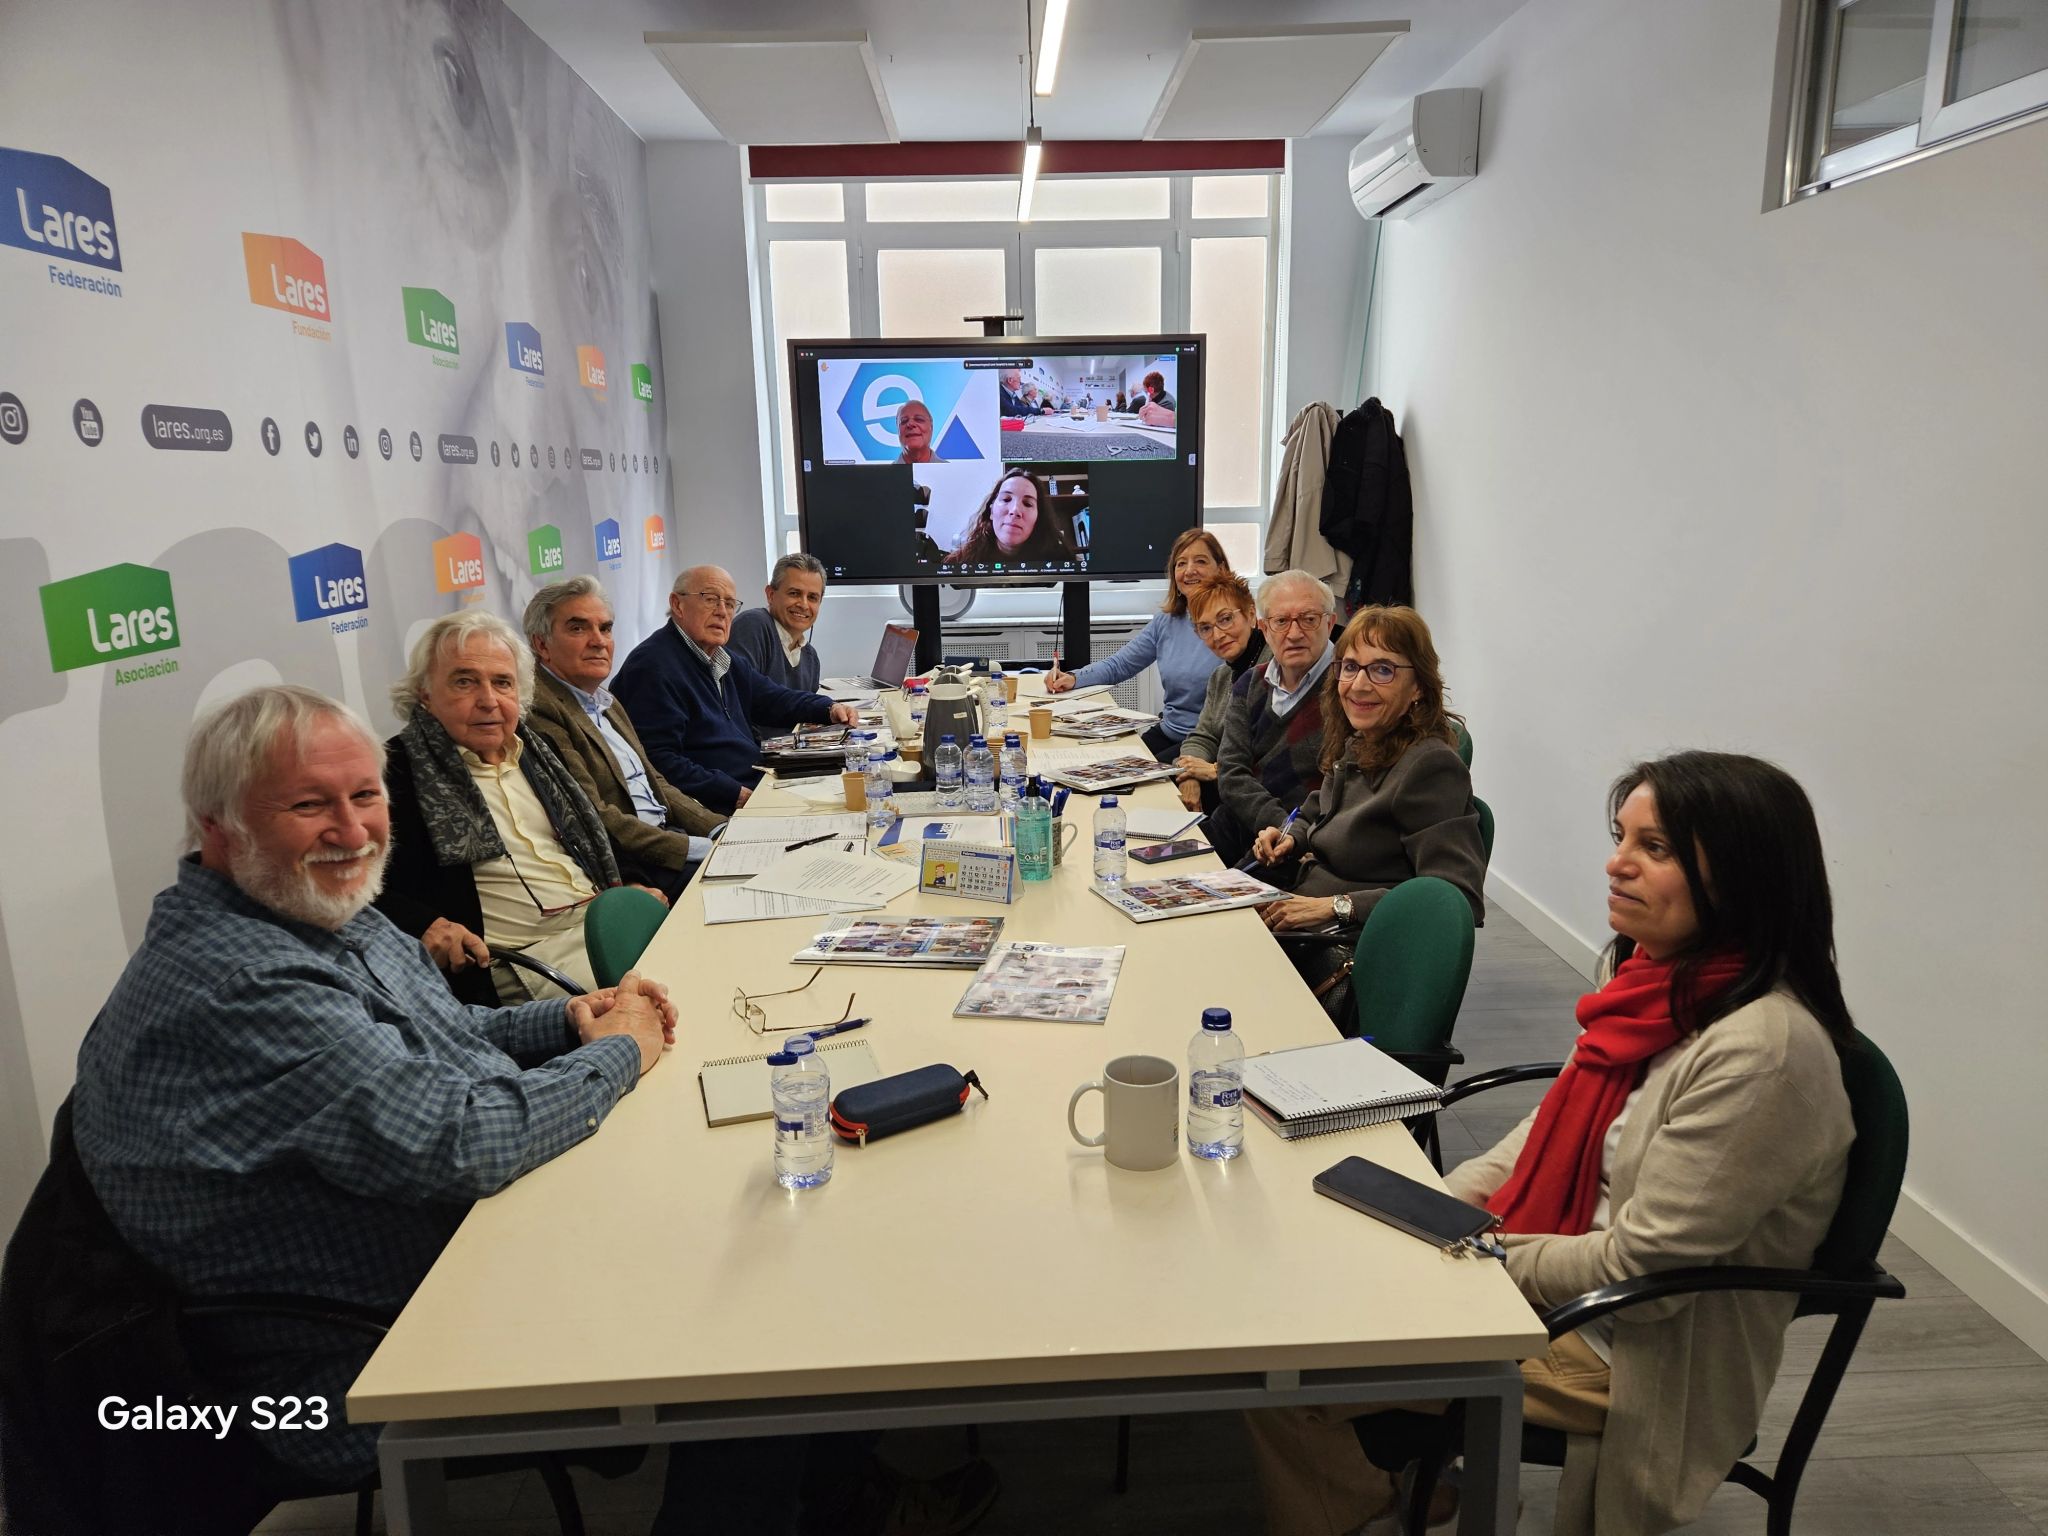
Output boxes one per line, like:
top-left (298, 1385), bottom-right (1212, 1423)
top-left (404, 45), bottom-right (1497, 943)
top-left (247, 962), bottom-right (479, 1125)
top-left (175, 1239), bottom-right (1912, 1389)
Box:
top-left (1368, 0), bottom-right (2048, 1349)
top-left (0, 0), bottom-right (673, 1230)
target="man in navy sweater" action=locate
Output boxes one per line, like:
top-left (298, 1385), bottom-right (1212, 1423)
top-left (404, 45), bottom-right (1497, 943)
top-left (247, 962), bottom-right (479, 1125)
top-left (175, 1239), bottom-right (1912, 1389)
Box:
top-left (613, 565), bottom-right (857, 813)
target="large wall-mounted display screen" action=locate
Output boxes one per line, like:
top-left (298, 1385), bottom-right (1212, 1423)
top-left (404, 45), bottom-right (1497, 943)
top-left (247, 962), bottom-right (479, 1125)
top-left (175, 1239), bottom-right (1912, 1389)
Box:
top-left (788, 335), bottom-right (1204, 585)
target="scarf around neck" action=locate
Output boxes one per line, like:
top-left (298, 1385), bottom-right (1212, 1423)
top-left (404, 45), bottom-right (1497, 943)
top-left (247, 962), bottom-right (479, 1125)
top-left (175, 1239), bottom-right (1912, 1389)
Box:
top-left (1227, 631), bottom-right (1268, 681)
top-left (397, 710), bottom-right (619, 888)
top-left (1484, 948), bottom-right (1747, 1237)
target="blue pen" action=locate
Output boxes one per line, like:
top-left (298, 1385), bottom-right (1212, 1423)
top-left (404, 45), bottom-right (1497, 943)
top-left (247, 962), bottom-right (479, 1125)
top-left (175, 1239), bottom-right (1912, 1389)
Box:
top-left (790, 1018), bottom-right (869, 1045)
top-left (1236, 806), bottom-right (1301, 871)
top-left (1051, 786), bottom-right (1070, 818)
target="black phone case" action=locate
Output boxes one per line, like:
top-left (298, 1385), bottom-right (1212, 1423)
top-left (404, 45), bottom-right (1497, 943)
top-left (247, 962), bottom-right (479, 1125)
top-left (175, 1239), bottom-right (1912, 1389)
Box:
top-left (1312, 1156), bottom-right (1500, 1249)
top-left (830, 1064), bottom-right (978, 1146)
top-left (1132, 839), bottom-right (1208, 864)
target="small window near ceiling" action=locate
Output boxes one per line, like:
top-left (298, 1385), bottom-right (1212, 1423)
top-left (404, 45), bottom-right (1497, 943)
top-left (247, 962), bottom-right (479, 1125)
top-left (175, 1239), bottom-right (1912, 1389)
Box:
top-left (877, 249), bottom-right (1008, 337)
top-left (1032, 247), bottom-right (1163, 336)
top-left (1031, 177), bottom-right (1172, 220)
top-left (1207, 522), bottom-right (1263, 576)
top-left (1191, 175), bottom-right (1272, 218)
top-left (1190, 236), bottom-right (1269, 508)
top-left (762, 183), bottom-right (845, 222)
top-left (867, 180), bottom-right (1021, 221)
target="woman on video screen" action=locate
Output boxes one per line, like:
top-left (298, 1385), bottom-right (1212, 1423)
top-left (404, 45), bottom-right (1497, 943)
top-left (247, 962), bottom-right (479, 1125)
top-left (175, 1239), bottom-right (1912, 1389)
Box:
top-left (940, 468), bottom-right (1078, 569)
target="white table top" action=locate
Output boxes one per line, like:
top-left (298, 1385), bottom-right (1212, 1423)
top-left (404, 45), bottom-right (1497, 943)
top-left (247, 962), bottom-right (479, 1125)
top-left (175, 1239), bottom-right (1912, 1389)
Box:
top-left (348, 705), bottom-right (1543, 1426)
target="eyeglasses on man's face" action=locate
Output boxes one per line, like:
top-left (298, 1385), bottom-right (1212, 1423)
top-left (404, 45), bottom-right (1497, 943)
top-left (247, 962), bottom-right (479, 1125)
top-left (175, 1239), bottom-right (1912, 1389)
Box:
top-left (732, 966), bottom-right (857, 1035)
top-left (687, 591), bottom-right (741, 614)
top-left (1338, 658), bottom-right (1415, 686)
top-left (1264, 612), bottom-right (1326, 635)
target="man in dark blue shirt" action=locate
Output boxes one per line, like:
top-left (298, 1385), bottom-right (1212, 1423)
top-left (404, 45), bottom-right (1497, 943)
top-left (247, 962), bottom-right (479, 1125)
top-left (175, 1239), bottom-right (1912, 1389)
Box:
top-left (613, 564), bottom-right (857, 813)
top-left (70, 685), bottom-right (675, 1486)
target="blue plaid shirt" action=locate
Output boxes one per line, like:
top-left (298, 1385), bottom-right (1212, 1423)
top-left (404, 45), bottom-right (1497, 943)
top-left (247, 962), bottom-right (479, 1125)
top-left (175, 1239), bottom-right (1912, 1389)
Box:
top-left (71, 857), bottom-right (641, 1483)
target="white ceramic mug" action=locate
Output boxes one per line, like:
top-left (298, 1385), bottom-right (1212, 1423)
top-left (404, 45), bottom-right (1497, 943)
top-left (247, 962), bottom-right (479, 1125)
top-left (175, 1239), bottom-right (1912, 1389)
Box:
top-left (1069, 1054), bottom-right (1180, 1171)
top-left (1048, 820), bottom-right (1081, 868)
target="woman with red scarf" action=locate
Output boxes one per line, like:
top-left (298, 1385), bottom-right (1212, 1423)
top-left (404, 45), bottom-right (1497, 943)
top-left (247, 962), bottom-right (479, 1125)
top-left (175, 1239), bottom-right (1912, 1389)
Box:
top-left (1249, 752), bottom-right (1859, 1536)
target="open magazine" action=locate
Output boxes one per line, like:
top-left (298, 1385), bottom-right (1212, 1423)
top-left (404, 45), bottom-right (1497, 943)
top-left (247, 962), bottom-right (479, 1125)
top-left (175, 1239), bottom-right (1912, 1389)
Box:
top-left (1044, 754), bottom-right (1180, 792)
top-left (1093, 868), bottom-right (1288, 923)
top-left (953, 941), bottom-right (1126, 1024)
top-left (793, 915), bottom-right (1005, 968)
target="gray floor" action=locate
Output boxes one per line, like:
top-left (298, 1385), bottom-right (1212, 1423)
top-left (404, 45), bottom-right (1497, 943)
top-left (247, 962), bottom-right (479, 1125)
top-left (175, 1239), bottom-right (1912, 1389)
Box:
top-left (257, 909), bottom-right (2048, 1535)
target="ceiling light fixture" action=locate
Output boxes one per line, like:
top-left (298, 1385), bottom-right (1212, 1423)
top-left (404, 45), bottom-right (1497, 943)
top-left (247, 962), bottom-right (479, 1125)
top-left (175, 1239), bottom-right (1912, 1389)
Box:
top-left (1019, 125), bottom-right (1045, 221)
top-left (1034, 0), bottom-right (1069, 96)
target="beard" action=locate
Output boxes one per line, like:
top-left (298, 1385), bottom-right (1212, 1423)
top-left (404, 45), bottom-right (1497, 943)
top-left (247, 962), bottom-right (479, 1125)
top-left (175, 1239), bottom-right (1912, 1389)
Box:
top-left (229, 837), bottom-right (389, 930)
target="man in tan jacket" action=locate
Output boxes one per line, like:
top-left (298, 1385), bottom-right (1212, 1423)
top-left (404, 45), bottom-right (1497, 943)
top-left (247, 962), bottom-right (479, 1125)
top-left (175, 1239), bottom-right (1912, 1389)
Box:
top-left (523, 577), bottom-right (724, 901)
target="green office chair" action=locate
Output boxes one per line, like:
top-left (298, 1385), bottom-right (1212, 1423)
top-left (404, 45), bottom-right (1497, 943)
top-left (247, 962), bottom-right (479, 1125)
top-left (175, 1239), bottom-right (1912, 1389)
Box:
top-left (1473, 796), bottom-right (1494, 861)
top-left (1452, 720), bottom-right (1474, 768)
top-left (1395, 1032), bottom-right (1910, 1536)
top-left (585, 885), bottom-right (670, 989)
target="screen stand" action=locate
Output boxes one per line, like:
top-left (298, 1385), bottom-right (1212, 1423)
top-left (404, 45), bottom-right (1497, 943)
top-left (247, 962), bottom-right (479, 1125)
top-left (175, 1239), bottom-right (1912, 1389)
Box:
top-left (911, 585), bottom-right (943, 673)
top-left (1060, 581), bottom-right (1091, 669)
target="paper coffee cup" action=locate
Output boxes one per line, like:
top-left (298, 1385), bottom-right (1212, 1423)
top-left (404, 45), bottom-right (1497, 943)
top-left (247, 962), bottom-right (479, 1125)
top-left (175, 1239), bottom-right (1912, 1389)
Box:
top-left (842, 771), bottom-right (867, 811)
top-left (1029, 707), bottom-right (1052, 739)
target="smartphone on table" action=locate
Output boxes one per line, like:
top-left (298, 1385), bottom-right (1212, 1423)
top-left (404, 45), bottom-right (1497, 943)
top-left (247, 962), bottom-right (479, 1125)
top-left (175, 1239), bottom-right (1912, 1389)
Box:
top-left (1130, 838), bottom-right (1209, 865)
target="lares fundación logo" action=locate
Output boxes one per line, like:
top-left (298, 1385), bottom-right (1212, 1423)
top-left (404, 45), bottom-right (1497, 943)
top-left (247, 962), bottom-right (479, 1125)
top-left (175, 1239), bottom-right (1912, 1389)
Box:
top-left (1, 145), bottom-right (122, 298)
top-left (528, 525), bottom-right (565, 576)
top-left (631, 364), bottom-right (654, 405)
top-left (288, 543), bottom-right (369, 635)
top-left (403, 286), bottom-right (459, 367)
top-left (645, 516), bottom-right (667, 553)
top-left (506, 322), bottom-right (544, 385)
top-left (40, 562), bottom-right (179, 683)
top-left (595, 519), bottom-right (623, 566)
top-left (243, 232), bottom-right (330, 340)
top-left (433, 532), bottom-right (485, 595)
top-left (577, 346), bottom-right (607, 399)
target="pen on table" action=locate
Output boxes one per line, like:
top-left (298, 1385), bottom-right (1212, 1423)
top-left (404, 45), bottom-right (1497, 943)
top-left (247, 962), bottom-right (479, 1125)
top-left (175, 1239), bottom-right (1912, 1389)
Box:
top-left (785, 831), bottom-right (840, 851)
top-left (790, 1018), bottom-right (869, 1043)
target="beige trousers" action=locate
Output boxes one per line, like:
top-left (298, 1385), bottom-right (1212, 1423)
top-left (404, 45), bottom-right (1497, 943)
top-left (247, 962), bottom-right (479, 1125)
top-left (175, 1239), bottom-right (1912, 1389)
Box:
top-left (1244, 1331), bottom-right (1611, 1536)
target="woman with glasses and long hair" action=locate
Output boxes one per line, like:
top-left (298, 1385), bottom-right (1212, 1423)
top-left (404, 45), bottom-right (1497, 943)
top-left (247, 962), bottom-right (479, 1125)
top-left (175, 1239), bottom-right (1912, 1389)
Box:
top-left (1249, 750), bottom-right (1860, 1536)
top-left (1171, 572), bottom-right (1267, 812)
top-left (940, 467), bottom-right (1077, 571)
top-left (1251, 605), bottom-right (1485, 933)
top-left (1046, 528), bottom-right (1235, 761)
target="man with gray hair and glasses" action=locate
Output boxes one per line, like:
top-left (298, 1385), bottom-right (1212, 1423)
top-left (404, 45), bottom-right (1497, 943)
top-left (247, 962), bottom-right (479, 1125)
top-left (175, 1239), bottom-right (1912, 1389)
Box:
top-left (727, 552), bottom-right (828, 694)
top-left (1209, 569), bottom-right (1340, 864)
top-left (525, 576), bottom-right (724, 902)
top-left (66, 684), bottom-right (674, 1492)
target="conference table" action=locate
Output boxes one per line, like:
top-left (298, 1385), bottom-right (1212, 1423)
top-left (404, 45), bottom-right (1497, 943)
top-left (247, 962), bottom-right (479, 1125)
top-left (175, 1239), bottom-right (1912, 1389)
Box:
top-left (347, 690), bottom-right (1545, 1534)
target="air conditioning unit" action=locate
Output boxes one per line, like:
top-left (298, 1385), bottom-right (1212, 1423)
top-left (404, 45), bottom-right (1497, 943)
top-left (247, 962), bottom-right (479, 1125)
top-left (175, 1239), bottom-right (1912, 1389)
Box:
top-left (1349, 87), bottom-right (1481, 220)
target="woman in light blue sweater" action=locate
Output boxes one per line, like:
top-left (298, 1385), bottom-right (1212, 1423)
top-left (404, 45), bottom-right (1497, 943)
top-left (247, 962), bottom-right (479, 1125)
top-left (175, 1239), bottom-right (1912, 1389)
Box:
top-left (1047, 529), bottom-right (1233, 760)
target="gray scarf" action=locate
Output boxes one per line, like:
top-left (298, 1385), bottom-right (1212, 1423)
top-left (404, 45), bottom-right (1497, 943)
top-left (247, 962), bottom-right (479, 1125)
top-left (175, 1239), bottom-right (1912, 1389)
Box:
top-left (398, 710), bottom-right (620, 888)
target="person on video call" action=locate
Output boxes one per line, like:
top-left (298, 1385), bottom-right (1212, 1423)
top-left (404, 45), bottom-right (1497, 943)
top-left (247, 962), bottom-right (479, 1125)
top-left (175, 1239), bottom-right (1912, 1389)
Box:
top-left (894, 399), bottom-right (947, 464)
top-left (1125, 370), bottom-right (1177, 428)
top-left (940, 468), bottom-right (1079, 568)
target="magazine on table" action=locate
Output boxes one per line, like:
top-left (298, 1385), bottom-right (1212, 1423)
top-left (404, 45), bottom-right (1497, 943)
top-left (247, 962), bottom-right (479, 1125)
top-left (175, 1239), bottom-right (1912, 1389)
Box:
top-left (1092, 868), bottom-right (1288, 923)
top-left (952, 941), bottom-right (1126, 1024)
top-left (792, 915), bottom-right (1006, 968)
top-left (1050, 708), bottom-right (1159, 741)
top-left (1044, 755), bottom-right (1180, 792)
top-left (759, 723), bottom-right (850, 760)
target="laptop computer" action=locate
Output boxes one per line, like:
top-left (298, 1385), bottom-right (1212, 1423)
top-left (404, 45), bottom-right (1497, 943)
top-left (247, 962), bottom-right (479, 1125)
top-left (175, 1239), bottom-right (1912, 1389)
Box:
top-left (820, 623), bottom-right (919, 695)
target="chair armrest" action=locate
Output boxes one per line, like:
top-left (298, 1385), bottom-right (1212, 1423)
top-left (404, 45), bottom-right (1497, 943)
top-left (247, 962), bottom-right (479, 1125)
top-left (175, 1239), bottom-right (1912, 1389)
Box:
top-left (490, 946), bottom-right (587, 997)
top-left (181, 1292), bottom-right (397, 1340)
top-left (1440, 1062), bottom-right (1565, 1109)
top-left (1541, 1264), bottom-right (1908, 1339)
top-left (1271, 922), bottom-right (1359, 950)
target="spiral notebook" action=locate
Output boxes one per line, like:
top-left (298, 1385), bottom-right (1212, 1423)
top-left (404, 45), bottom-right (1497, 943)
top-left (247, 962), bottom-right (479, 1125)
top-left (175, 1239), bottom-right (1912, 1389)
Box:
top-left (1240, 1038), bottom-right (1442, 1140)
top-left (697, 1038), bottom-right (884, 1128)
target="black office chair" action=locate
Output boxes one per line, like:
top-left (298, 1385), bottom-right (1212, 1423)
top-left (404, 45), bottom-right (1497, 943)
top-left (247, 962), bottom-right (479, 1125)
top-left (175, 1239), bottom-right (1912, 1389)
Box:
top-left (1391, 1032), bottom-right (1910, 1536)
top-left (492, 945), bottom-right (587, 997)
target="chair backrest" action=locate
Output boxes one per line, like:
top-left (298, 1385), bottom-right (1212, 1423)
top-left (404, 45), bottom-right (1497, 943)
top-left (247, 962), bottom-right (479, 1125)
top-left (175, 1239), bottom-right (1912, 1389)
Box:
top-left (1452, 720), bottom-right (1474, 767)
top-left (1473, 796), bottom-right (1495, 861)
top-left (584, 886), bottom-right (670, 989)
top-left (1351, 877), bottom-right (1476, 1057)
top-left (1810, 1031), bottom-right (1910, 1276)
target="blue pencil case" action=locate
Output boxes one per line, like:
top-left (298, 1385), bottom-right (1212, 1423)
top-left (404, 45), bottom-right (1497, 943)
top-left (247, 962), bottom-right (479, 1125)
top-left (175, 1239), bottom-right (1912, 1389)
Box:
top-left (830, 1064), bottom-right (987, 1146)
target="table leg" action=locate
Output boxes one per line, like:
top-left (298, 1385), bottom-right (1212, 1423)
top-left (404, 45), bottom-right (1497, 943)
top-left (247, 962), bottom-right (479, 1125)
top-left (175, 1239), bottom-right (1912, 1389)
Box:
top-left (376, 1441), bottom-right (449, 1536)
top-left (1458, 1374), bottom-right (1523, 1536)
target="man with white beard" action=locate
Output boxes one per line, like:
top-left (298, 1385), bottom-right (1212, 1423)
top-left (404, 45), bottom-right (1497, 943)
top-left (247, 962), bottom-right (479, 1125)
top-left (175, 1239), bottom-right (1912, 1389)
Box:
top-left (68, 684), bottom-right (675, 1489)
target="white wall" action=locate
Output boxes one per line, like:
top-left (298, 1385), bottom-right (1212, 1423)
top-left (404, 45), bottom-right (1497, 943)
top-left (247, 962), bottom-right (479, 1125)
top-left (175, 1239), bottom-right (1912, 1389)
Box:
top-left (1281, 136), bottom-right (1381, 426)
top-left (1368, 0), bottom-right (2048, 1351)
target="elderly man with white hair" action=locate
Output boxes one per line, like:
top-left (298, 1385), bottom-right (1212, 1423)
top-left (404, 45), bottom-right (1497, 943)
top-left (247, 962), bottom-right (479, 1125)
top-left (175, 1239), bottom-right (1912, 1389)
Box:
top-left (1209, 568), bottom-right (1341, 864)
top-left (378, 609), bottom-right (662, 1006)
top-left (67, 684), bottom-right (674, 1492)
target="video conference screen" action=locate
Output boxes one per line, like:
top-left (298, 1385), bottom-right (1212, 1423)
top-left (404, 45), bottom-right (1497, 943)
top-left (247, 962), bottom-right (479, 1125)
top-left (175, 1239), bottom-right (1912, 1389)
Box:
top-left (788, 335), bottom-right (1205, 585)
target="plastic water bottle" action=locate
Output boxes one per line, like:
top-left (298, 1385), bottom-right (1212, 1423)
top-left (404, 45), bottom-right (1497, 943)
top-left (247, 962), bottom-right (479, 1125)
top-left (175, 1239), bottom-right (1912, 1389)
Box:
top-left (844, 730), bottom-right (873, 778)
top-left (985, 675), bottom-right (1008, 740)
top-left (1093, 795), bottom-right (1128, 885)
top-left (1187, 1007), bottom-right (1245, 1160)
top-left (998, 733), bottom-right (1027, 810)
top-left (934, 733), bottom-right (963, 810)
top-left (865, 748), bottom-right (892, 834)
top-left (965, 734), bottom-right (997, 813)
top-left (770, 1048), bottom-right (834, 1189)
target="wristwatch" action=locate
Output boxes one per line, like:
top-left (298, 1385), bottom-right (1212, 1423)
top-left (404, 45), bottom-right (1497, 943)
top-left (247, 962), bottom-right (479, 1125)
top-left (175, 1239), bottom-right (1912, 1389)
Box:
top-left (1331, 893), bottom-right (1355, 923)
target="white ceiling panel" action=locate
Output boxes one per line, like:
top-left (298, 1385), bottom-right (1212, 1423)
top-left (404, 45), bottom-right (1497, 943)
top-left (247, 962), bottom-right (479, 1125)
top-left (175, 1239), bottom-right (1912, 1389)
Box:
top-left (644, 30), bottom-right (899, 144)
top-left (1145, 24), bottom-right (1407, 139)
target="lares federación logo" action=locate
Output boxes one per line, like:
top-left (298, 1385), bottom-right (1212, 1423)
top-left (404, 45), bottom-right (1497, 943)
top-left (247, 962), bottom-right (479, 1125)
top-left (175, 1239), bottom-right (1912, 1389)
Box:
top-left (506, 322), bottom-right (544, 383)
top-left (288, 543), bottom-right (369, 633)
top-left (404, 286), bottom-right (459, 366)
top-left (433, 532), bottom-right (485, 594)
top-left (41, 562), bottom-right (179, 680)
top-left (528, 524), bottom-right (565, 576)
top-left (594, 519), bottom-right (623, 566)
top-left (3, 145), bottom-right (122, 298)
top-left (630, 364), bottom-right (653, 405)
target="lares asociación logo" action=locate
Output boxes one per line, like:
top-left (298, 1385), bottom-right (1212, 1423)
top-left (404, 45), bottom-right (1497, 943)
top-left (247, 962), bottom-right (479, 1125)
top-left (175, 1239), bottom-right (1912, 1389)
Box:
top-left (506, 322), bottom-right (545, 384)
top-left (41, 563), bottom-right (179, 684)
top-left (528, 525), bottom-right (564, 576)
top-left (288, 543), bottom-right (369, 634)
top-left (403, 286), bottom-right (459, 367)
top-left (2, 145), bottom-right (122, 298)
top-left (631, 364), bottom-right (654, 405)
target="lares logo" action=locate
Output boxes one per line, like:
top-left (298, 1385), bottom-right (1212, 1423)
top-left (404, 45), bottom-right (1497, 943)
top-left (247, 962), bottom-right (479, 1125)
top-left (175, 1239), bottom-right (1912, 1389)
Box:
top-left (577, 345), bottom-right (607, 397)
top-left (630, 364), bottom-right (654, 404)
top-left (505, 322), bottom-right (545, 381)
top-left (242, 233), bottom-right (329, 321)
top-left (404, 286), bottom-right (459, 365)
top-left (528, 524), bottom-right (565, 575)
top-left (595, 519), bottom-right (623, 565)
top-left (41, 562), bottom-right (177, 674)
top-left (433, 532), bottom-right (485, 594)
top-left (830, 361), bottom-right (984, 462)
top-left (644, 516), bottom-right (667, 552)
top-left (288, 543), bottom-right (369, 627)
top-left (2, 146), bottom-right (119, 271)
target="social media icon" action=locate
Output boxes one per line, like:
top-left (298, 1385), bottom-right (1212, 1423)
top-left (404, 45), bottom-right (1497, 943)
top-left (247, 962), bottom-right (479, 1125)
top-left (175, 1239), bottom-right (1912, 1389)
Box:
top-left (378, 427), bottom-right (393, 460)
top-left (547, 445), bottom-right (556, 468)
top-left (490, 440), bottom-right (501, 467)
top-left (304, 421), bottom-right (322, 457)
top-left (511, 442), bottom-right (521, 468)
top-left (343, 425), bottom-right (360, 459)
top-left (408, 430), bottom-right (423, 462)
top-left (0, 393), bottom-right (26, 445)
top-left (609, 451), bottom-right (616, 472)
top-left (260, 417), bottom-right (281, 456)
top-left (529, 442), bottom-right (538, 469)
top-left (72, 398), bottom-right (104, 447)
